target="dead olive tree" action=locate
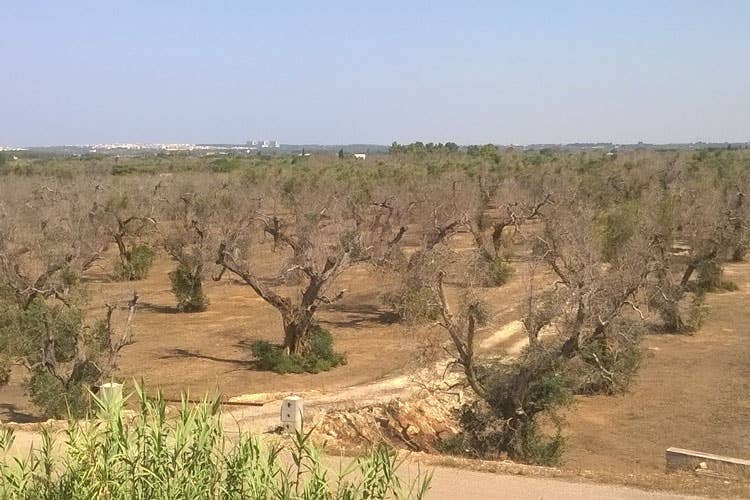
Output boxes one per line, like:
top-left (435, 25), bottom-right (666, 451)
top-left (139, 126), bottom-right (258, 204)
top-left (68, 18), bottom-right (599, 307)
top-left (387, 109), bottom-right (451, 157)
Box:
top-left (436, 192), bottom-right (655, 464)
top-left (0, 180), bottom-right (108, 309)
top-left (216, 178), bottom-right (406, 370)
top-left (466, 177), bottom-right (551, 285)
top-left (0, 180), bottom-right (139, 417)
top-left (161, 180), bottom-right (226, 312)
top-left (420, 175), bottom-right (470, 252)
top-left (645, 175), bottom-right (738, 332)
top-left (384, 175), bottom-right (473, 323)
top-left (92, 180), bottom-right (159, 281)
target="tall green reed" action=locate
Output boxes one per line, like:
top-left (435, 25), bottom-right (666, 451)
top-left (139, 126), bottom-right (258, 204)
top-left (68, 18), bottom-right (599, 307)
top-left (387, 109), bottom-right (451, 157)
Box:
top-left (0, 384), bottom-right (431, 499)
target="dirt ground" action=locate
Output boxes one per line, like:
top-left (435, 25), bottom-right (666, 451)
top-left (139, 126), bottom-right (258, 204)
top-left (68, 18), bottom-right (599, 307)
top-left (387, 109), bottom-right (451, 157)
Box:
top-left (562, 260), bottom-right (750, 479)
top-left (0, 233), bottom-right (529, 422)
top-left (3, 237), bottom-right (749, 497)
top-left (0, 257), bottom-right (414, 421)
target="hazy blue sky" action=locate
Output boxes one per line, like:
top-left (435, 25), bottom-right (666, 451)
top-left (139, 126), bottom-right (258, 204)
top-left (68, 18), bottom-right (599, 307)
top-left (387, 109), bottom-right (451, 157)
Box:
top-left (2, 1), bottom-right (749, 146)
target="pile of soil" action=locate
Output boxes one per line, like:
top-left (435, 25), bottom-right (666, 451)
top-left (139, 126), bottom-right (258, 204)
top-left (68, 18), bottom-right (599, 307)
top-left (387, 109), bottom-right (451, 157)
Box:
top-left (312, 392), bottom-right (462, 453)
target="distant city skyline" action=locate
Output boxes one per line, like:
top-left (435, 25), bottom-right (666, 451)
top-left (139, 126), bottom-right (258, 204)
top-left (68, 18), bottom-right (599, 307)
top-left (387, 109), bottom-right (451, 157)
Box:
top-left (3, 1), bottom-right (749, 146)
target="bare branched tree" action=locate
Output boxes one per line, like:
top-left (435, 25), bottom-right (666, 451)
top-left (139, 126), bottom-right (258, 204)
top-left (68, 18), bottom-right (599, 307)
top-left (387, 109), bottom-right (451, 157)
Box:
top-left (0, 180), bottom-right (109, 309)
top-left (92, 180), bottom-right (159, 281)
top-left (216, 181), bottom-right (408, 356)
top-left (161, 180), bottom-right (227, 311)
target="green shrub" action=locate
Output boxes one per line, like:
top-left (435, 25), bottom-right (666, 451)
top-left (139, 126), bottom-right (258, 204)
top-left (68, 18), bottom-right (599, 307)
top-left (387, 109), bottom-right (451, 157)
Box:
top-left (454, 396), bottom-right (566, 466)
top-left (111, 163), bottom-right (137, 175)
top-left (516, 419), bottom-right (565, 466)
top-left (648, 276), bottom-right (697, 333)
top-left (113, 244), bottom-right (154, 281)
top-left (572, 329), bottom-right (642, 395)
top-left (169, 264), bottom-right (208, 312)
top-left (720, 280), bottom-right (739, 291)
top-left (695, 260), bottom-right (738, 292)
top-left (487, 256), bottom-right (514, 286)
top-left (251, 325), bottom-right (346, 374)
top-left (0, 386), bottom-right (432, 499)
top-left (27, 368), bottom-right (93, 419)
top-left (596, 201), bottom-right (640, 262)
top-left (339, 229), bottom-right (367, 261)
top-left (385, 285), bottom-right (440, 324)
top-left (686, 290), bottom-right (709, 331)
top-left (448, 355), bottom-right (571, 465)
top-left (0, 356), bottom-right (10, 386)
top-left (732, 242), bottom-right (747, 262)
top-left (209, 157), bottom-right (241, 173)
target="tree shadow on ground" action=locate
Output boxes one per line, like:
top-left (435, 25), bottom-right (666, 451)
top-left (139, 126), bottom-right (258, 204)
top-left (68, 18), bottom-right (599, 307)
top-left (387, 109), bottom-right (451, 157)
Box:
top-left (159, 348), bottom-right (252, 366)
top-left (137, 301), bottom-right (181, 314)
top-left (0, 403), bottom-right (43, 424)
top-left (321, 302), bottom-right (399, 329)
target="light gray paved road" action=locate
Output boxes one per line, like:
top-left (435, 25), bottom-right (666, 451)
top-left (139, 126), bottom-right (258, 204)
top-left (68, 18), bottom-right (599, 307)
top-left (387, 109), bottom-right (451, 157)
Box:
top-left (419, 466), bottom-right (700, 500)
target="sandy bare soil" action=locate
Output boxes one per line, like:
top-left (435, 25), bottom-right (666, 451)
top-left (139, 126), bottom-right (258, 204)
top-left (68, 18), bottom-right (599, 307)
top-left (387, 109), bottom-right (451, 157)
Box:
top-left (562, 261), bottom-right (750, 479)
top-left (422, 464), bottom-right (699, 500)
top-left (2, 240), bottom-right (749, 498)
top-left (0, 233), bottom-right (531, 422)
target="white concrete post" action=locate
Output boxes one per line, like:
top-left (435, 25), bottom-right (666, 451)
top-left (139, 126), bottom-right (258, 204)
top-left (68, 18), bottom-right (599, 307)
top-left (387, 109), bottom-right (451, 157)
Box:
top-left (280, 395), bottom-right (304, 433)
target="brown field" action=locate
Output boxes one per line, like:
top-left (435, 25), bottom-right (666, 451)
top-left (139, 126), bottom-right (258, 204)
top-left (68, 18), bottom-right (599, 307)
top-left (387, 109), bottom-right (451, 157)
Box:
top-left (2, 231), bottom-right (749, 495)
top-left (0, 231), bottom-right (530, 421)
top-left (562, 260), bottom-right (750, 480)
top-left (0, 256), bottom-right (412, 421)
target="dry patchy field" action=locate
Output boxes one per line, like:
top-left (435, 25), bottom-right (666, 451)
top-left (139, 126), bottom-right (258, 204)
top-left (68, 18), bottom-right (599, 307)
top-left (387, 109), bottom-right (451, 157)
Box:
top-left (562, 260), bottom-right (750, 479)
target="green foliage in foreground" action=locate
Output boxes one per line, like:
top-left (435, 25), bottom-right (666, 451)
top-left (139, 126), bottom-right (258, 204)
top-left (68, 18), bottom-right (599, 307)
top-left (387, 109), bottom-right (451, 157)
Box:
top-left (0, 386), bottom-right (431, 499)
top-left (251, 325), bottom-right (346, 374)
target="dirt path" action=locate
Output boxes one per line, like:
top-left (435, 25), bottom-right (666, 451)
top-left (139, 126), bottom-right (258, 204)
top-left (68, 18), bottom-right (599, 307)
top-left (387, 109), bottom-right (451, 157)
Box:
top-left (422, 465), bottom-right (699, 500)
top-left (222, 315), bottom-right (530, 433)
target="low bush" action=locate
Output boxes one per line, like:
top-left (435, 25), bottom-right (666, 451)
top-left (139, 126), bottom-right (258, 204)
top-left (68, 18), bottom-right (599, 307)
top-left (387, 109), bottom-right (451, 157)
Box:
top-left (251, 325), bottom-right (346, 374)
top-left (0, 357), bottom-right (10, 386)
top-left (516, 418), bottom-right (566, 466)
top-left (732, 242), bottom-right (747, 262)
top-left (385, 285), bottom-right (440, 324)
top-left (169, 264), bottom-right (208, 312)
top-left (27, 368), bottom-right (93, 419)
top-left (113, 244), bottom-right (155, 281)
top-left (570, 328), bottom-right (642, 395)
top-left (339, 229), bottom-right (367, 261)
top-left (209, 157), bottom-right (241, 173)
top-left (596, 201), bottom-right (640, 262)
top-left (686, 290), bottom-right (709, 331)
top-left (0, 386), bottom-right (432, 499)
top-left (649, 281), bottom-right (702, 334)
top-left (487, 256), bottom-right (514, 286)
top-left (695, 260), bottom-right (737, 292)
top-left (446, 354), bottom-right (571, 466)
top-left (110, 163), bottom-right (137, 175)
